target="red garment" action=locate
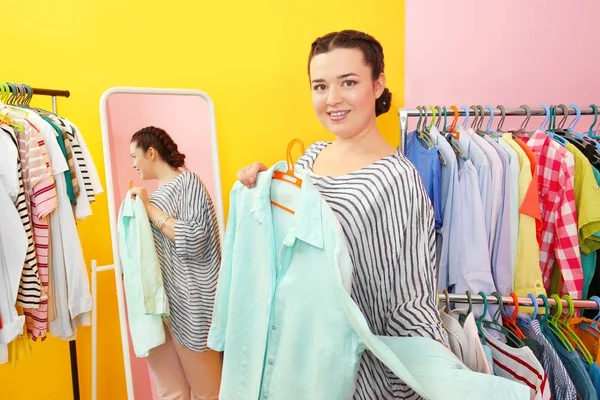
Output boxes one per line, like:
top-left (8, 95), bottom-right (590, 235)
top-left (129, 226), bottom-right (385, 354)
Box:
top-left (524, 131), bottom-right (583, 298)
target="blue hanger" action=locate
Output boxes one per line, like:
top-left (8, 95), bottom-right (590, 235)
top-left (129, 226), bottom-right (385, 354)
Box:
top-left (546, 105), bottom-right (568, 146)
top-left (575, 296), bottom-right (600, 339)
top-left (527, 293), bottom-right (539, 320)
top-left (485, 105), bottom-right (495, 132)
top-left (540, 104), bottom-right (551, 131)
top-left (460, 105), bottom-right (469, 129)
top-left (567, 104), bottom-right (581, 132)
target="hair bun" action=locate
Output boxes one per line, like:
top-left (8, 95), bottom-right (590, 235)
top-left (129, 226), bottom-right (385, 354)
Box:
top-left (375, 88), bottom-right (392, 117)
top-left (169, 152), bottom-right (186, 169)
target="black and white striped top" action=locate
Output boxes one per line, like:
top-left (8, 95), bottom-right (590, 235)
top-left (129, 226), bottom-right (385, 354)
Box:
top-left (297, 142), bottom-right (447, 400)
top-left (149, 171), bottom-right (222, 351)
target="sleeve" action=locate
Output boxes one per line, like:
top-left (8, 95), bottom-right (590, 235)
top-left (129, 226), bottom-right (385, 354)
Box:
top-left (173, 175), bottom-right (220, 259)
top-left (207, 186), bottom-right (238, 351)
top-left (388, 172), bottom-right (448, 343)
top-left (134, 197), bottom-right (168, 316)
top-left (555, 159), bottom-right (584, 298)
top-left (72, 124), bottom-right (104, 195)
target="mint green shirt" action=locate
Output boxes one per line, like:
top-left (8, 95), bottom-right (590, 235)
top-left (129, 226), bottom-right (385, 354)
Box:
top-left (208, 162), bottom-right (529, 400)
top-left (118, 193), bottom-right (168, 358)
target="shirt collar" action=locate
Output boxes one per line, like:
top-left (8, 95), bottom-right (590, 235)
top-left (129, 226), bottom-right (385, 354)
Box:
top-left (251, 161), bottom-right (324, 249)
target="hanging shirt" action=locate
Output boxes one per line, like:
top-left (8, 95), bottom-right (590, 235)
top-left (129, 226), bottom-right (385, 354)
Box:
top-left (517, 317), bottom-right (577, 400)
top-left (63, 118), bottom-right (103, 196)
top-left (452, 159), bottom-right (497, 319)
top-left (513, 138), bottom-right (544, 247)
top-left (481, 326), bottom-right (550, 400)
top-left (502, 134), bottom-right (544, 298)
top-left (563, 144), bottom-right (600, 298)
top-left (430, 126), bottom-right (460, 291)
top-left (498, 139), bottom-right (520, 280)
top-left (0, 173), bottom-right (27, 346)
top-left (458, 126), bottom-right (492, 239)
top-left (484, 136), bottom-right (513, 295)
top-left (209, 162), bottom-right (530, 400)
top-left (545, 327), bottom-right (597, 400)
top-left (405, 131), bottom-right (443, 229)
top-left (118, 192), bottom-right (168, 357)
top-left (524, 131), bottom-right (582, 298)
top-left (468, 129), bottom-right (503, 255)
top-left (0, 121), bottom-right (42, 310)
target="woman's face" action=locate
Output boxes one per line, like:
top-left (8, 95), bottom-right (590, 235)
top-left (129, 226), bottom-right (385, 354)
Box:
top-left (309, 48), bottom-right (385, 139)
top-left (130, 142), bottom-right (156, 180)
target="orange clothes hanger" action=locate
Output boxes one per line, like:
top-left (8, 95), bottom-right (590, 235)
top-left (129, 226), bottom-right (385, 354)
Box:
top-left (271, 138), bottom-right (305, 214)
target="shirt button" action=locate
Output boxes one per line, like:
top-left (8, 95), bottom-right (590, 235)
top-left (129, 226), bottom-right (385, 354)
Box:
top-left (268, 360), bottom-right (274, 365)
top-left (271, 325), bottom-right (276, 331)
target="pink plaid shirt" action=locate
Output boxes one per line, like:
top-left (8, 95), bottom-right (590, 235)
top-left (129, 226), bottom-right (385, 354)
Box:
top-left (525, 131), bottom-right (583, 298)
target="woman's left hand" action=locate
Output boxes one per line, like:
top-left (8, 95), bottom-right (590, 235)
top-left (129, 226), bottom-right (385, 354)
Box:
top-left (130, 187), bottom-right (150, 208)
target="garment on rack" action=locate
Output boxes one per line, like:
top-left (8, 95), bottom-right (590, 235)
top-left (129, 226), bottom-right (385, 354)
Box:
top-left (524, 130), bottom-right (582, 298)
top-left (430, 126), bottom-right (459, 291)
top-left (480, 325), bottom-right (550, 400)
top-left (502, 134), bottom-right (544, 298)
top-left (517, 317), bottom-right (577, 400)
top-left (118, 192), bottom-right (168, 358)
top-left (210, 162), bottom-right (530, 400)
top-left (405, 131), bottom-right (443, 229)
top-left (0, 102), bottom-right (101, 353)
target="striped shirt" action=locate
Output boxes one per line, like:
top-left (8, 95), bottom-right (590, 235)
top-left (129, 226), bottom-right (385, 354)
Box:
top-left (149, 171), bottom-right (222, 351)
top-left (297, 142), bottom-right (447, 400)
top-left (6, 123), bottom-right (43, 309)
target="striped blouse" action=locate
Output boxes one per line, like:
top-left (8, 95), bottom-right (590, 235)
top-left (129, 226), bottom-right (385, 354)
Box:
top-left (296, 142), bottom-right (447, 400)
top-left (149, 171), bottom-right (222, 351)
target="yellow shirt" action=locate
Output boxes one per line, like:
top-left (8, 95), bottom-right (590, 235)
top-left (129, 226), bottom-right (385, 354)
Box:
top-left (565, 143), bottom-right (600, 254)
top-left (502, 134), bottom-right (545, 298)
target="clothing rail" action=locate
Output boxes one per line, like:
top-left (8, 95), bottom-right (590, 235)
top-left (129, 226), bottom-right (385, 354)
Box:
top-left (4, 85), bottom-right (80, 400)
top-left (398, 105), bottom-right (600, 154)
top-left (439, 293), bottom-right (600, 310)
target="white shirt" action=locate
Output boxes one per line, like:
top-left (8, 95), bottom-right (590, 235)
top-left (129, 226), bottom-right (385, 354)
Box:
top-left (65, 118), bottom-right (103, 195)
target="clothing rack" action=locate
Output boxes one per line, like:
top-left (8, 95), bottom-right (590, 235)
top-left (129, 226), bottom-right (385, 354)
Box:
top-left (438, 293), bottom-right (600, 310)
top-left (398, 106), bottom-right (600, 154)
top-left (4, 84), bottom-right (80, 400)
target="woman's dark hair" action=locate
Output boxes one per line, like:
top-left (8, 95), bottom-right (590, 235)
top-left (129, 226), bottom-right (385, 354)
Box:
top-left (130, 126), bottom-right (186, 169)
top-left (308, 30), bottom-right (392, 117)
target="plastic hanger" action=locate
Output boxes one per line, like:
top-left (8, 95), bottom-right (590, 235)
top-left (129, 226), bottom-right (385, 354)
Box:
top-left (493, 105), bottom-right (506, 136)
top-left (469, 105), bottom-right (479, 130)
top-left (501, 292), bottom-right (526, 339)
top-left (476, 291), bottom-right (488, 345)
top-left (589, 104), bottom-right (598, 136)
top-left (548, 106), bottom-right (568, 146)
top-left (567, 104), bottom-right (582, 133)
top-left (442, 289), bottom-right (451, 313)
top-left (415, 106), bottom-right (423, 133)
top-left (435, 106), bottom-right (443, 130)
top-left (578, 296), bottom-right (600, 338)
top-left (485, 105), bottom-right (495, 132)
top-left (558, 295), bottom-right (594, 364)
top-left (460, 105), bottom-right (469, 128)
top-left (540, 104), bottom-right (551, 131)
top-left (441, 106), bottom-right (447, 131)
top-left (427, 105), bottom-right (437, 132)
top-left (547, 294), bottom-right (575, 351)
top-left (527, 293), bottom-right (539, 320)
top-left (271, 139), bottom-right (305, 214)
top-left (481, 292), bottom-right (525, 348)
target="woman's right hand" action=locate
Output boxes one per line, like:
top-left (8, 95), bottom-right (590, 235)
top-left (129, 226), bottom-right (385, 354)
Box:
top-left (237, 162), bottom-right (267, 188)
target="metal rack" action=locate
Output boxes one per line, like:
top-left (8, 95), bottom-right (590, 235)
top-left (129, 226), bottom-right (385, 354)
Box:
top-left (398, 105), bottom-right (600, 154)
top-left (438, 293), bottom-right (600, 310)
top-left (2, 84), bottom-right (80, 400)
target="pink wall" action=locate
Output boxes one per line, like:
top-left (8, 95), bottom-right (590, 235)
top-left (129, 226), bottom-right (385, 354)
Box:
top-left (104, 92), bottom-right (221, 400)
top-left (405, 0), bottom-right (600, 131)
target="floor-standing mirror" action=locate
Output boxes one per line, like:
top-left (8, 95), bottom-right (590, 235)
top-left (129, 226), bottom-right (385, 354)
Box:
top-left (98, 87), bottom-right (224, 399)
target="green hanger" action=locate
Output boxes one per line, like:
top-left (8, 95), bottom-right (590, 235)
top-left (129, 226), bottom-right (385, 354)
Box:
top-left (547, 294), bottom-right (575, 351)
top-left (476, 291), bottom-right (488, 345)
top-left (482, 292), bottom-right (525, 348)
top-left (589, 104), bottom-right (598, 135)
top-left (442, 106), bottom-right (448, 132)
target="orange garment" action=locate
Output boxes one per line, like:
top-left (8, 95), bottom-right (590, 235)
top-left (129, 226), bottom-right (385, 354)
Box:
top-left (514, 137), bottom-right (543, 247)
top-left (569, 317), bottom-right (600, 365)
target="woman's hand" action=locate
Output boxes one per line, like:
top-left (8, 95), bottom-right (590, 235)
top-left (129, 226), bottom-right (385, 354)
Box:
top-left (130, 187), bottom-right (150, 208)
top-left (237, 162), bottom-right (267, 188)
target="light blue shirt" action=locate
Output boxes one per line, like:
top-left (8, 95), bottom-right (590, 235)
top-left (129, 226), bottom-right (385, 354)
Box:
top-left (498, 139), bottom-right (520, 281)
top-left (484, 136), bottom-right (513, 295)
top-left (208, 161), bottom-right (529, 400)
top-left (118, 193), bottom-right (168, 358)
top-left (430, 126), bottom-right (460, 291)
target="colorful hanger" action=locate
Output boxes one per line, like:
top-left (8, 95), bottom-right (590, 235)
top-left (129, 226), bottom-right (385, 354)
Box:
top-left (547, 294), bottom-right (575, 351)
top-left (558, 295), bottom-right (594, 364)
top-left (527, 293), bottom-right (539, 320)
top-left (271, 139), bottom-right (305, 214)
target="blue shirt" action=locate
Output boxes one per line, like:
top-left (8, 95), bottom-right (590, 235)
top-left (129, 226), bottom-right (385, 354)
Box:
top-left (406, 131), bottom-right (443, 229)
top-left (118, 193), bottom-right (168, 358)
top-left (208, 161), bottom-right (530, 400)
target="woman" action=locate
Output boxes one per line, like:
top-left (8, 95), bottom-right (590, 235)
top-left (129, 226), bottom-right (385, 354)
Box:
top-left (129, 126), bottom-right (222, 400)
top-left (237, 30), bottom-right (448, 399)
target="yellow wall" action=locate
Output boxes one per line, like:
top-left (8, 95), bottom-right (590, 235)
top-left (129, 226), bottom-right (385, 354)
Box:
top-left (0, 1), bottom-right (405, 399)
